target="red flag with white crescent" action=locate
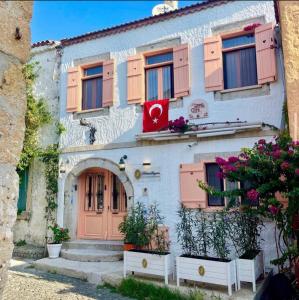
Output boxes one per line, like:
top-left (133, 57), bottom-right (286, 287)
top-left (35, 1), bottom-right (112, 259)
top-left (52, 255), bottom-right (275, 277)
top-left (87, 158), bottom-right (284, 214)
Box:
top-left (143, 99), bottom-right (169, 133)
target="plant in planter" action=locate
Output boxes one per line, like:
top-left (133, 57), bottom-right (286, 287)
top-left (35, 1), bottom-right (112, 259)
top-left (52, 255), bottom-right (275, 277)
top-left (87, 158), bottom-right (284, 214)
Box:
top-left (168, 117), bottom-right (189, 133)
top-left (47, 223), bottom-right (70, 258)
top-left (176, 207), bottom-right (237, 296)
top-left (123, 202), bottom-right (173, 284)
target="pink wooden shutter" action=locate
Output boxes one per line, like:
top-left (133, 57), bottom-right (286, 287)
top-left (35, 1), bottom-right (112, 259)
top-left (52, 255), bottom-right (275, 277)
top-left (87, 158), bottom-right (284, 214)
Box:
top-left (102, 59), bottom-right (114, 107)
top-left (255, 23), bottom-right (277, 84)
top-left (204, 36), bottom-right (223, 92)
top-left (127, 54), bottom-right (144, 104)
top-left (180, 162), bottom-right (207, 209)
top-left (67, 66), bottom-right (80, 112)
top-left (173, 44), bottom-right (190, 98)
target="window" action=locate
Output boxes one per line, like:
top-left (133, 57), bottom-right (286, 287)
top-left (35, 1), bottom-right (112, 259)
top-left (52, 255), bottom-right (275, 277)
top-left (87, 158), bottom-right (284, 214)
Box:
top-left (222, 33), bottom-right (257, 89)
top-left (145, 52), bottom-right (174, 101)
top-left (111, 174), bottom-right (127, 213)
top-left (85, 174), bottom-right (104, 211)
top-left (17, 168), bottom-right (29, 213)
top-left (82, 65), bottom-right (103, 110)
top-left (205, 163), bottom-right (225, 206)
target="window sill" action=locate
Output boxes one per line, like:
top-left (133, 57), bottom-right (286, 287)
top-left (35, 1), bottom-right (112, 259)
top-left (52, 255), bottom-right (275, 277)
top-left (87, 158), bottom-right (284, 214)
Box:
top-left (139, 97), bottom-right (181, 106)
top-left (17, 211), bottom-right (30, 221)
top-left (73, 107), bottom-right (109, 119)
top-left (220, 85), bottom-right (262, 94)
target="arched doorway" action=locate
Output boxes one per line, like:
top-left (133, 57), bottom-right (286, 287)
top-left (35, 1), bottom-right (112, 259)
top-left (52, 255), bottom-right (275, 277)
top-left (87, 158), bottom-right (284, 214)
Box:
top-left (77, 167), bottom-right (127, 240)
top-left (62, 158), bottom-right (134, 241)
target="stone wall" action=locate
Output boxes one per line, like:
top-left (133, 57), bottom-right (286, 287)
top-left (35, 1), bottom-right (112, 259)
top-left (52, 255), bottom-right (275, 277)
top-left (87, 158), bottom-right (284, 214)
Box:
top-left (0, 1), bottom-right (32, 298)
top-left (279, 1), bottom-right (299, 140)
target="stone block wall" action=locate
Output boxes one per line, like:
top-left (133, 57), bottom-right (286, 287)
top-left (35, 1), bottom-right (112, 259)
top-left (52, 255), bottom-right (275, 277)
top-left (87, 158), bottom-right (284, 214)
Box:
top-left (279, 1), bottom-right (299, 140)
top-left (0, 1), bottom-right (32, 297)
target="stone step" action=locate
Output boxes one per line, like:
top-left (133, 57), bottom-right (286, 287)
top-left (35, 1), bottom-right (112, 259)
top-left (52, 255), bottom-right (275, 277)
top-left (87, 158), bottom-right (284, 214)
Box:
top-left (61, 248), bottom-right (123, 262)
top-left (63, 240), bottom-right (124, 251)
top-left (33, 257), bottom-right (123, 284)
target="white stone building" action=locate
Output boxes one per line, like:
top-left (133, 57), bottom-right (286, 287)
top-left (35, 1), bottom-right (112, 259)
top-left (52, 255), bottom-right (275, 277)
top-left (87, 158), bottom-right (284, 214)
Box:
top-left (16, 0), bottom-right (284, 267)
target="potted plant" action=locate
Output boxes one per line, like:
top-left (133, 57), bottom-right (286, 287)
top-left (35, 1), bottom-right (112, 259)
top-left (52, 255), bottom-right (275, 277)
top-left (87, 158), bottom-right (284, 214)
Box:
top-left (47, 223), bottom-right (70, 258)
top-left (176, 207), bottom-right (237, 296)
top-left (228, 211), bottom-right (264, 292)
top-left (123, 202), bottom-right (173, 284)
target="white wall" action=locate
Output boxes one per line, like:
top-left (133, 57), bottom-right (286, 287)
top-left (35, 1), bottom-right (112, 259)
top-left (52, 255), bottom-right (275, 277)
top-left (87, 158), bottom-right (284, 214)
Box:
top-left (56, 0), bottom-right (281, 266)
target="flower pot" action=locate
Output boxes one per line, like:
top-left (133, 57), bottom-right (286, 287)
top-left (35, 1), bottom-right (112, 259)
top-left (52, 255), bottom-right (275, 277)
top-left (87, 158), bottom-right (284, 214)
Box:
top-left (236, 250), bottom-right (264, 292)
top-left (124, 250), bottom-right (173, 284)
top-left (47, 243), bottom-right (62, 258)
top-left (176, 255), bottom-right (237, 296)
top-left (123, 243), bottom-right (135, 251)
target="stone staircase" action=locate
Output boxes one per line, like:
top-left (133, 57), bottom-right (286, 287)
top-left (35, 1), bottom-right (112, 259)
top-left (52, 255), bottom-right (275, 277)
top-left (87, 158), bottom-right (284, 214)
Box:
top-left (33, 240), bottom-right (124, 284)
top-left (61, 240), bottom-right (123, 262)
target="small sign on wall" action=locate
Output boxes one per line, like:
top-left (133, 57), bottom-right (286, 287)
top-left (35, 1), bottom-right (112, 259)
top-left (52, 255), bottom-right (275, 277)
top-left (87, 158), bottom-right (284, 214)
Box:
top-left (188, 99), bottom-right (208, 119)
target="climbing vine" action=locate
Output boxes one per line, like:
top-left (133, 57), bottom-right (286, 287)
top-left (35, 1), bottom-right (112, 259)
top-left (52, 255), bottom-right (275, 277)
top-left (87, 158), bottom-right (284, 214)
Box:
top-left (18, 62), bottom-right (52, 171)
top-left (18, 62), bottom-right (64, 230)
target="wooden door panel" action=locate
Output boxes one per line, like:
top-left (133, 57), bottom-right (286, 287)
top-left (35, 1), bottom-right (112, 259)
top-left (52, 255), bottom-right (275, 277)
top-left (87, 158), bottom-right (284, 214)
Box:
top-left (84, 214), bottom-right (105, 238)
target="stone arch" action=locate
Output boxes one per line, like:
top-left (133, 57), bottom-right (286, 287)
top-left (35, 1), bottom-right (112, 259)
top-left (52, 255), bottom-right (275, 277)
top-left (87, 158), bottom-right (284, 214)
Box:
top-left (62, 157), bottom-right (134, 239)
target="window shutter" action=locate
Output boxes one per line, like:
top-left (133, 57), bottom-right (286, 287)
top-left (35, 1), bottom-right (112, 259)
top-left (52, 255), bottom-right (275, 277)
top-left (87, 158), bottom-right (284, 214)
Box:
top-left (173, 44), bottom-right (190, 98)
top-left (204, 35), bottom-right (223, 92)
top-left (255, 23), bottom-right (277, 84)
top-left (102, 59), bottom-right (114, 107)
top-left (180, 163), bottom-right (207, 209)
top-left (67, 66), bottom-right (80, 112)
top-left (127, 54), bottom-right (144, 104)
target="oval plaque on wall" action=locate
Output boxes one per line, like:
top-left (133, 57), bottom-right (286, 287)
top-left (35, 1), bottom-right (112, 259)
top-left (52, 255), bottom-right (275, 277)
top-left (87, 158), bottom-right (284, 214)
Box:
top-left (188, 99), bottom-right (208, 119)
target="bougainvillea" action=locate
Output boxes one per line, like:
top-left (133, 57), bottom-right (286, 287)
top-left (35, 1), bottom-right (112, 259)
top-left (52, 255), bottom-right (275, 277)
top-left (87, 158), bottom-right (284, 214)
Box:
top-left (168, 116), bottom-right (189, 133)
top-left (199, 133), bottom-right (299, 271)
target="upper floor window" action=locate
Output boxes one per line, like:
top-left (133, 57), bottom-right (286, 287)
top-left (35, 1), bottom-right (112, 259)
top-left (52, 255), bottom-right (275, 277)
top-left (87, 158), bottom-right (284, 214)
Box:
top-left (222, 33), bottom-right (257, 90)
top-left (145, 51), bottom-right (174, 101)
top-left (82, 65), bottom-right (103, 110)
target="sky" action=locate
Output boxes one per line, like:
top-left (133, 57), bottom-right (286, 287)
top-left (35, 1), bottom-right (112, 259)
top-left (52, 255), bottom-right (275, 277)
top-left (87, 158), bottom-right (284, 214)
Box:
top-left (31, 0), bottom-right (200, 43)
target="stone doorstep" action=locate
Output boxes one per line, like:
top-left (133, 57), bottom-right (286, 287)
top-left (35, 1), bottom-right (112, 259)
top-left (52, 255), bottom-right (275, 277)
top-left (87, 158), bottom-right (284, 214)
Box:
top-left (33, 257), bottom-right (123, 285)
top-left (62, 240), bottom-right (124, 251)
top-left (60, 248), bottom-right (123, 262)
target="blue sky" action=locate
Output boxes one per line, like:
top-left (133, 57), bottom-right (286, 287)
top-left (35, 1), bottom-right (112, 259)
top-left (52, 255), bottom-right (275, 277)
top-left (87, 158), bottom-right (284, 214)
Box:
top-left (32, 1), bottom-right (200, 43)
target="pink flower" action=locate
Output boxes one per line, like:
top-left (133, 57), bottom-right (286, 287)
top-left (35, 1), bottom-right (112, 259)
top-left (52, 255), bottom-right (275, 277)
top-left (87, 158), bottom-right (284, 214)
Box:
top-left (288, 149), bottom-right (294, 156)
top-left (272, 149), bottom-right (281, 159)
top-left (247, 189), bottom-right (259, 201)
top-left (228, 156), bottom-right (239, 163)
top-left (295, 169), bottom-right (299, 176)
top-left (280, 161), bottom-right (290, 170)
top-left (258, 139), bottom-right (266, 145)
top-left (216, 171), bottom-right (224, 179)
top-left (268, 205), bottom-right (279, 215)
top-left (215, 157), bottom-right (227, 166)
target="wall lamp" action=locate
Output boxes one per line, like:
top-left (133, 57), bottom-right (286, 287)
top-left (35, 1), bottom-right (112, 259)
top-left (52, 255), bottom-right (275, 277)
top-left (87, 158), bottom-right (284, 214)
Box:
top-left (142, 160), bottom-right (151, 168)
top-left (119, 155), bottom-right (128, 171)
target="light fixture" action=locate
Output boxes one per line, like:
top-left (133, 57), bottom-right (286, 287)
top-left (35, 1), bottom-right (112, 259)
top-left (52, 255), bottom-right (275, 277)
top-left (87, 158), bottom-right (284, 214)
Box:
top-left (142, 160), bottom-right (151, 167)
top-left (119, 155), bottom-right (128, 171)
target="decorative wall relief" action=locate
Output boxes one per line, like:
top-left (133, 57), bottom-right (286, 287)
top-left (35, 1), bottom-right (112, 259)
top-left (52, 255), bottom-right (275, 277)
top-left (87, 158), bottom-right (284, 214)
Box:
top-left (188, 99), bottom-right (208, 119)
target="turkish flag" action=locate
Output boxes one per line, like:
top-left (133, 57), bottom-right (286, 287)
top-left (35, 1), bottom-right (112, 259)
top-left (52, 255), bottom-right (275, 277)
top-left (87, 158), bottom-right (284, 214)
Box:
top-left (143, 99), bottom-right (169, 133)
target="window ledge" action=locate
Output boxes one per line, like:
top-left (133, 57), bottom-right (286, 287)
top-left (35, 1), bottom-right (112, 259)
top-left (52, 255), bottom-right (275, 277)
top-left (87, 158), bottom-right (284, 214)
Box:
top-left (73, 107), bottom-right (109, 119)
top-left (139, 97), bottom-right (182, 106)
top-left (220, 85), bottom-right (262, 94)
top-left (17, 211), bottom-right (31, 221)
top-left (136, 122), bottom-right (263, 142)
top-left (75, 107), bottom-right (106, 114)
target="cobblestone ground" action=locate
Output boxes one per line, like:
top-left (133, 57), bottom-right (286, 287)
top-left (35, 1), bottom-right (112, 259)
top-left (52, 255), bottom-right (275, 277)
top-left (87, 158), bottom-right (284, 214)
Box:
top-left (2, 259), bottom-right (133, 300)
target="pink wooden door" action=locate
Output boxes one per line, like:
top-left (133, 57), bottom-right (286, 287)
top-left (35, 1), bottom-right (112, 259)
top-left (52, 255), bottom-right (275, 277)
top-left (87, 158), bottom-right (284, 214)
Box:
top-left (77, 169), bottom-right (127, 240)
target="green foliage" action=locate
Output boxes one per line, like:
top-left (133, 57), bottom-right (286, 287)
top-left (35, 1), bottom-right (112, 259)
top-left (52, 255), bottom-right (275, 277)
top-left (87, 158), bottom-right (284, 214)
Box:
top-left (18, 62), bottom-right (52, 171)
top-left (56, 122), bottom-right (66, 135)
top-left (119, 202), bottom-right (169, 252)
top-left (198, 134), bottom-right (299, 271)
top-left (48, 223), bottom-right (70, 244)
top-left (40, 144), bottom-right (60, 224)
top-left (104, 278), bottom-right (207, 300)
top-left (15, 240), bottom-right (27, 247)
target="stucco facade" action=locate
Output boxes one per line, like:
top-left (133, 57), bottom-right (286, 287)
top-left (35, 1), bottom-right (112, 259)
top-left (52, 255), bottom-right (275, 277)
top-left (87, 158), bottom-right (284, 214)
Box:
top-left (13, 44), bottom-right (61, 246)
top-left (278, 1), bottom-right (299, 141)
top-left (54, 0), bottom-right (283, 267)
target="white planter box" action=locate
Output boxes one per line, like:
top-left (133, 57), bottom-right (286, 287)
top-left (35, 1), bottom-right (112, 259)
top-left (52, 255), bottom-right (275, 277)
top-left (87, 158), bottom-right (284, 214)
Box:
top-left (236, 250), bottom-right (265, 292)
top-left (124, 250), bottom-right (173, 284)
top-left (47, 243), bottom-right (62, 258)
top-left (176, 256), bottom-right (237, 296)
